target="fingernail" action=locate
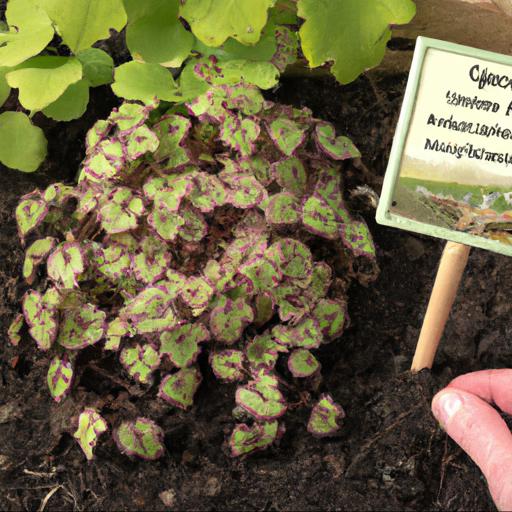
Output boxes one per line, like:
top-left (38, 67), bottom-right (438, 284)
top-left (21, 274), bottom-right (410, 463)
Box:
top-left (432, 391), bottom-right (464, 427)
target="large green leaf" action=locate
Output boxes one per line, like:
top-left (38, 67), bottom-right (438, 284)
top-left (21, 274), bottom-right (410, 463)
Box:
top-left (0, 112), bottom-right (47, 172)
top-left (125, 0), bottom-right (194, 67)
top-left (38, 0), bottom-right (127, 53)
top-left (0, 68), bottom-right (10, 107)
top-left (112, 61), bottom-right (180, 102)
top-left (77, 48), bottom-right (114, 87)
top-left (0, 0), bottom-right (54, 67)
top-left (6, 56), bottom-right (83, 111)
top-left (298, 0), bottom-right (416, 84)
top-left (180, 0), bottom-right (275, 46)
top-left (42, 79), bottom-right (90, 121)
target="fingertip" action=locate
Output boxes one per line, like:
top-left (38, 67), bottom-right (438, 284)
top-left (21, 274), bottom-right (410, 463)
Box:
top-left (431, 389), bottom-right (465, 428)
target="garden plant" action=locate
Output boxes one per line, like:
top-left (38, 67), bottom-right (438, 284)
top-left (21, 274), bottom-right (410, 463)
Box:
top-left (3, 0), bottom-right (415, 461)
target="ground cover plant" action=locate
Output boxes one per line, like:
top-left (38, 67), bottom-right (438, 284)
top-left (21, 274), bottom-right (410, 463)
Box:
top-left (0, 0), bottom-right (415, 172)
top-left (10, 83), bottom-right (379, 459)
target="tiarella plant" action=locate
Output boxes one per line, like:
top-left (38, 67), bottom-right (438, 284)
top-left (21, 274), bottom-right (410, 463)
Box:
top-left (0, 0), bottom-right (415, 171)
top-left (11, 84), bottom-right (379, 459)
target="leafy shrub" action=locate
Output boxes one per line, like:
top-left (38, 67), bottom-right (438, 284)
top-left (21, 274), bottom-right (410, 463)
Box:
top-left (10, 84), bottom-right (378, 459)
top-left (0, 0), bottom-right (415, 171)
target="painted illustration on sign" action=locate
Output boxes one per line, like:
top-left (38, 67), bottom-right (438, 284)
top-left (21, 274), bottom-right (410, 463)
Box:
top-left (381, 38), bottom-right (512, 252)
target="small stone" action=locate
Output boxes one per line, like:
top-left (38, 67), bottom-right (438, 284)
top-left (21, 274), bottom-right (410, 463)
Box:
top-left (205, 476), bottom-right (221, 497)
top-left (159, 489), bottom-right (176, 508)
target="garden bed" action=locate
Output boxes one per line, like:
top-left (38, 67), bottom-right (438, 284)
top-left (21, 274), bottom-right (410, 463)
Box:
top-left (0, 72), bottom-right (505, 511)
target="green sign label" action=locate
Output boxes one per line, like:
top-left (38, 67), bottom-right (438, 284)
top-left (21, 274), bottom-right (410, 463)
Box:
top-left (377, 37), bottom-right (512, 256)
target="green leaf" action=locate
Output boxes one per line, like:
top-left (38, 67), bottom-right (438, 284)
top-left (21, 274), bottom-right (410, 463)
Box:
top-left (120, 343), bottom-right (161, 384)
top-left (23, 237), bottom-right (56, 284)
top-left (0, 68), bottom-right (10, 107)
top-left (180, 0), bottom-right (275, 46)
top-left (8, 314), bottom-right (24, 347)
top-left (125, 0), bottom-right (194, 67)
top-left (210, 350), bottom-right (244, 382)
top-left (73, 408), bottom-right (108, 460)
top-left (6, 56), bottom-right (83, 111)
top-left (0, 112), bottom-right (47, 172)
top-left (0, 0), bottom-right (54, 67)
top-left (47, 242), bottom-right (85, 288)
top-left (297, 0), bottom-right (416, 84)
top-left (315, 122), bottom-right (360, 160)
top-left (77, 48), bottom-right (114, 87)
top-left (230, 421), bottom-right (281, 457)
top-left (307, 394), bottom-right (345, 437)
top-left (42, 79), bottom-right (90, 121)
top-left (38, 0), bottom-right (127, 53)
top-left (112, 61), bottom-right (180, 102)
top-left (160, 323), bottom-right (210, 368)
top-left (287, 349), bottom-right (319, 378)
top-left (114, 417), bottom-right (164, 460)
top-left (58, 303), bottom-right (106, 350)
top-left (158, 367), bottom-right (202, 410)
top-left (47, 355), bottom-right (74, 402)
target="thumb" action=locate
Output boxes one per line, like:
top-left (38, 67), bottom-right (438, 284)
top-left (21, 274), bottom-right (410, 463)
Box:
top-left (432, 388), bottom-right (512, 511)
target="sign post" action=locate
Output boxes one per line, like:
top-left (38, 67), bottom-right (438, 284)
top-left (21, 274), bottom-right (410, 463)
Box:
top-left (377, 37), bottom-right (512, 372)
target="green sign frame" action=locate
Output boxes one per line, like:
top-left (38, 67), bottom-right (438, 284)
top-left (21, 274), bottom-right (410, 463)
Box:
top-left (376, 36), bottom-right (512, 257)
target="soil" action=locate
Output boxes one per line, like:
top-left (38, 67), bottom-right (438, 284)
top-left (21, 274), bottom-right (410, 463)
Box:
top-left (0, 69), bottom-right (508, 511)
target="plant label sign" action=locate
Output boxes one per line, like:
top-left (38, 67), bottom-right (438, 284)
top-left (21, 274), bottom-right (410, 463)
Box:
top-left (377, 36), bottom-right (512, 256)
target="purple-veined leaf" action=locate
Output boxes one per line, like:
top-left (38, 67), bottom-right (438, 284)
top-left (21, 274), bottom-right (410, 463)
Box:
top-left (340, 218), bottom-right (377, 259)
top-left (22, 289), bottom-right (59, 350)
top-left (271, 157), bottom-right (307, 196)
top-left (312, 299), bottom-right (346, 339)
top-left (267, 238), bottom-right (313, 283)
top-left (271, 26), bottom-right (298, 72)
top-left (235, 370), bottom-right (287, 421)
top-left (114, 417), bottom-right (164, 460)
top-left (230, 420), bottom-right (283, 457)
top-left (239, 256), bottom-right (282, 292)
top-left (253, 292), bottom-right (274, 326)
top-left (314, 122), bottom-right (360, 160)
top-left (181, 276), bottom-right (214, 312)
top-left (23, 237), bottom-right (56, 284)
top-left (210, 298), bottom-right (254, 345)
top-left (151, 174), bottom-right (193, 212)
top-left (7, 313), bottom-right (24, 347)
top-left (220, 113), bottom-right (260, 157)
top-left (240, 156), bottom-right (272, 186)
top-left (85, 119), bottom-right (111, 155)
top-left (47, 242), bottom-right (85, 288)
top-left (160, 323), bottom-right (210, 368)
top-left (315, 167), bottom-right (351, 223)
top-left (246, 333), bottom-right (287, 371)
top-left (158, 366), bottom-right (202, 410)
top-left (221, 170), bottom-right (267, 209)
top-left (188, 172), bottom-right (226, 212)
top-left (109, 102), bottom-right (149, 134)
top-left (94, 243), bottom-right (132, 283)
top-left (47, 355), bottom-right (74, 402)
top-left (306, 262), bottom-right (332, 301)
top-left (73, 408), bottom-right (108, 461)
top-left (272, 316), bottom-right (323, 349)
top-left (105, 317), bottom-right (131, 351)
top-left (58, 303), bottom-right (106, 350)
top-left (209, 349), bottom-right (244, 382)
top-left (147, 207), bottom-right (184, 241)
top-left (153, 114), bottom-right (191, 168)
top-left (302, 195), bottom-right (339, 240)
top-left (100, 187), bottom-right (145, 234)
top-left (307, 394), bottom-right (345, 438)
top-left (125, 124), bottom-right (159, 160)
top-left (120, 343), bottom-right (161, 385)
top-left (119, 283), bottom-right (179, 334)
top-left (287, 349), bottom-right (320, 378)
top-left (272, 280), bottom-right (309, 322)
top-left (267, 117), bottom-right (306, 156)
top-left (264, 192), bottom-right (300, 225)
top-left (15, 190), bottom-right (48, 239)
top-left (179, 207), bottom-right (208, 243)
top-left (133, 236), bottom-right (171, 284)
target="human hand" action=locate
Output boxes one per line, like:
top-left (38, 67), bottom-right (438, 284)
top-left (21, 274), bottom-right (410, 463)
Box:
top-left (431, 369), bottom-right (512, 511)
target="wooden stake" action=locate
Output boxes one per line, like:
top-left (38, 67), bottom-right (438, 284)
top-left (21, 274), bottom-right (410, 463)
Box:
top-left (411, 241), bottom-right (471, 373)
